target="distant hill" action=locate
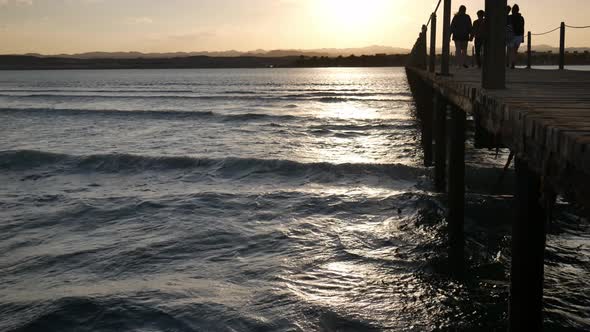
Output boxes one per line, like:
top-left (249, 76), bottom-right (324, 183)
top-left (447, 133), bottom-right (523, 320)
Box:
top-left (0, 53), bottom-right (412, 70)
top-left (531, 44), bottom-right (590, 53)
top-left (10, 45), bottom-right (590, 60)
top-left (16, 45), bottom-right (410, 59)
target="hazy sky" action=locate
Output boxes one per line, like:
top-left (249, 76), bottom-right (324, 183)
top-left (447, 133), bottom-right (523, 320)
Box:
top-left (1, 0), bottom-right (589, 54)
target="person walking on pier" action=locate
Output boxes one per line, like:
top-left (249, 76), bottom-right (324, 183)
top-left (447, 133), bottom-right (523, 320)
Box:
top-left (506, 5), bottom-right (514, 68)
top-left (471, 10), bottom-right (486, 68)
top-left (508, 4), bottom-right (525, 69)
top-left (450, 5), bottom-right (473, 68)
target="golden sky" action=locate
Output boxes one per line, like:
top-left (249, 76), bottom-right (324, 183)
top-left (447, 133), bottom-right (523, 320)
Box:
top-left (1, 0), bottom-right (589, 54)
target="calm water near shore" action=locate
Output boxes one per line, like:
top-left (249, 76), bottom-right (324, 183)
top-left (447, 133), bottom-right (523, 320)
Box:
top-left (1, 68), bottom-right (589, 331)
top-left (521, 65), bottom-right (590, 71)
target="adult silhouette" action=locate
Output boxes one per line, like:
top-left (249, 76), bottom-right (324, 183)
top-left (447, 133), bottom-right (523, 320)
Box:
top-left (450, 5), bottom-right (473, 68)
top-left (508, 4), bottom-right (525, 69)
top-left (472, 10), bottom-right (486, 68)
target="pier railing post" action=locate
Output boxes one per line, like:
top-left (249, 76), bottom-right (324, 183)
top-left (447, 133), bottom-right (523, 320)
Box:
top-left (482, 0), bottom-right (507, 89)
top-left (559, 22), bottom-right (566, 70)
top-left (429, 13), bottom-right (437, 73)
top-left (509, 157), bottom-right (547, 331)
top-left (527, 31), bottom-right (532, 69)
top-left (434, 94), bottom-right (447, 192)
top-left (441, 0), bottom-right (452, 75)
top-left (421, 25), bottom-right (428, 70)
top-left (447, 105), bottom-right (466, 270)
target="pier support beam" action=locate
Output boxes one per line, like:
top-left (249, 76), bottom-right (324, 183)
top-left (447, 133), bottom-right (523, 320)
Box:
top-left (483, 0), bottom-right (507, 89)
top-left (447, 105), bottom-right (466, 268)
top-left (422, 88), bottom-right (434, 167)
top-left (434, 94), bottom-right (447, 192)
top-left (509, 157), bottom-right (547, 331)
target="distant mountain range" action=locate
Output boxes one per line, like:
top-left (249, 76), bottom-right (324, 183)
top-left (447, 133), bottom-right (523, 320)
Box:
top-left (14, 46), bottom-right (411, 59)
top-left (9, 44), bottom-right (589, 60)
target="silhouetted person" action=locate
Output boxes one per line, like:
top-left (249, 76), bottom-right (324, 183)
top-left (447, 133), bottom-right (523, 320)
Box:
top-left (450, 5), bottom-right (473, 68)
top-left (506, 5), bottom-right (513, 68)
top-left (471, 10), bottom-right (486, 68)
top-left (508, 4), bottom-right (525, 69)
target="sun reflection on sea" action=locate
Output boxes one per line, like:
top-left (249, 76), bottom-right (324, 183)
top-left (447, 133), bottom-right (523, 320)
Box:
top-left (301, 124), bottom-right (399, 164)
top-left (318, 103), bottom-right (382, 120)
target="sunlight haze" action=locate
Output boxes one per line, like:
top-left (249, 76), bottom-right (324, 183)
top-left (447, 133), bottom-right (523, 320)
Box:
top-left (0, 0), bottom-right (589, 54)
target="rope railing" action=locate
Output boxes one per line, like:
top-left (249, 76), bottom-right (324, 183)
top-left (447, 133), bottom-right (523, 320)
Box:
top-left (565, 24), bottom-right (590, 29)
top-left (529, 24), bottom-right (590, 37)
top-left (526, 21), bottom-right (590, 69)
top-left (409, 1), bottom-right (590, 74)
top-left (531, 26), bottom-right (561, 36)
top-left (425, 0), bottom-right (443, 28)
top-left (408, 0), bottom-right (444, 70)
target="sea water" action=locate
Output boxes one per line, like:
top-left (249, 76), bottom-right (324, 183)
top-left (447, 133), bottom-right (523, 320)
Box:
top-left (1, 68), bottom-right (589, 331)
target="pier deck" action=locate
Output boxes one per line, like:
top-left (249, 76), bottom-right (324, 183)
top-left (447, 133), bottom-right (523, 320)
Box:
top-left (407, 66), bottom-right (590, 207)
top-left (406, 0), bottom-right (590, 329)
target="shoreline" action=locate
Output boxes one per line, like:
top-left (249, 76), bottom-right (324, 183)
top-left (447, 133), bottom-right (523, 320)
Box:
top-left (2, 53), bottom-right (590, 70)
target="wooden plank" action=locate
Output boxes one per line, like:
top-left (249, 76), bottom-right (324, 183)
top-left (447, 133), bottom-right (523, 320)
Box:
top-left (405, 66), bottom-right (590, 209)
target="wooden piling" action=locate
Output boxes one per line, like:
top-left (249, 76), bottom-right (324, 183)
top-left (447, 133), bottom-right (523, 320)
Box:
top-left (405, 3), bottom-right (590, 327)
top-left (527, 31), bottom-right (532, 69)
top-left (559, 22), bottom-right (566, 70)
top-left (429, 13), bottom-right (437, 73)
top-left (441, 0), bottom-right (451, 75)
top-left (482, 0), bottom-right (507, 89)
top-left (447, 105), bottom-right (466, 267)
top-left (423, 88), bottom-right (434, 167)
top-left (434, 93), bottom-right (447, 192)
top-left (509, 157), bottom-right (547, 331)
top-left (420, 25), bottom-right (428, 70)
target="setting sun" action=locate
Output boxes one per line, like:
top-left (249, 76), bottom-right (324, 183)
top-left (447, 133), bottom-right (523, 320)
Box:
top-left (309, 0), bottom-right (394, 46)
top-left (317, 0), bottom-right (389, 28)
top-left (2, 0), bottom-right (590, 331)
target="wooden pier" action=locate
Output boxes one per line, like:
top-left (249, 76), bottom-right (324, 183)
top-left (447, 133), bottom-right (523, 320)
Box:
top-left (406, 0), bottom-right (590, 330)
top-left (409, 67), bottom-right (590, 203)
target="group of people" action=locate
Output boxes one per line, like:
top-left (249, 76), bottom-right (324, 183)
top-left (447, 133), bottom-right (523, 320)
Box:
top-left (450, 4), bottom-right (525, 69)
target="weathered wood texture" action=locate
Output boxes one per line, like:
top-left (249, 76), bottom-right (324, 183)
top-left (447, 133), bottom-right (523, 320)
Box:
top-left (406, 67), bottom-right (590, 208)
top-left (434, 94), bottom-right (447, 192)
top-left (483, 0), bottom-right (507, 89)
top-left (441, 0), bottom-right (451, 75)
top-left (447, 105), bottom-right (466, 267)
top-left (510, 157), bottom-right (547, 331)
top-left (429, 13), bottom-right (437, 73)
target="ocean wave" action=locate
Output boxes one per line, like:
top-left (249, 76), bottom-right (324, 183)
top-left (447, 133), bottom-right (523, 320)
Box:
top-left (0, 92), bottom-right (412, 103)
top-left (1, 296), bottom-right (240, 332)
top-left (283, 91), bottom-right (408, 98)
top-left (220, 112), bottom-right (297, 122)
top-left (0, 107), bottom-right (300, 122)
top-left (0, 150), bottom-right (424, 179)
top-left (222, 90), bottom-right (261, 94)
top-left (0, 88), bottom-right (195, 93)
top-left (309, 123), bottom-right (417, 131)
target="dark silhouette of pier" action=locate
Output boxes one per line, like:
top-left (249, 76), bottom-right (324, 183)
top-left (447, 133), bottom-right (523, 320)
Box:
top-left (406, 0), bottom-right (590, 330)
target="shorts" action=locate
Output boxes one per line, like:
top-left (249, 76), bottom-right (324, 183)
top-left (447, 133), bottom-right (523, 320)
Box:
top-left (510, 35), bottom-right (524, 48)
top-left (454, 40), bottom-right (468, 51)
top-left (506, 29), bottom-right (515, 47)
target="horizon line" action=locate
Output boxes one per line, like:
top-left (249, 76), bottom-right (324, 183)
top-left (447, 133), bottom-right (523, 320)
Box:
top-left (3, 44), bottom-right (589, 57)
